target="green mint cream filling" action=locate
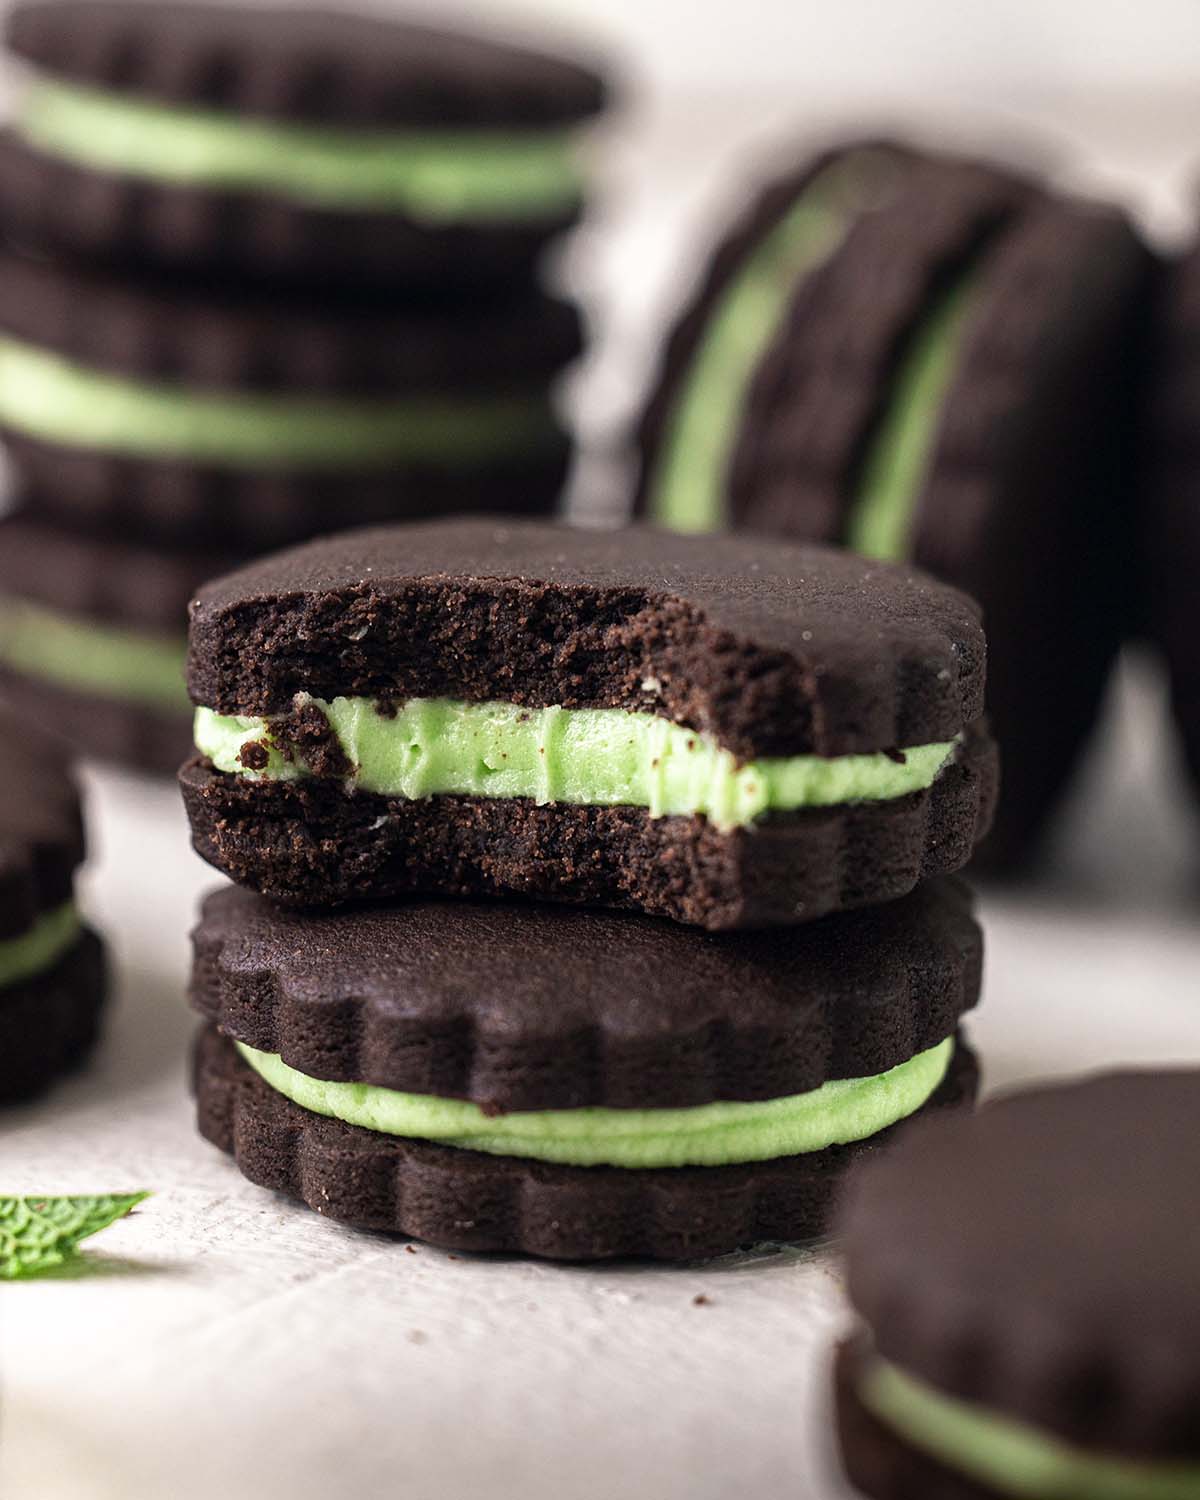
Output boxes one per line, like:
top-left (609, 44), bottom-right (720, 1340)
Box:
top-left (0, 902), bottom-right (79, 989)
top-left (645, 148), bottom-right (905, 532)
top-left (194, 697), bottom-right (957, 832)
top-left (236, 1036), bottom-right (953, 1168)
top-left (0, 597), bottom-right (188, 711)
top-left (860, 1359), bottom-right (1200, 1500)
top-left (17, 80), bottom-right (583, 219)
top-left (845, 278), bottom-right (981, 561)
top-left (0, 336), bottom-right (558, 468)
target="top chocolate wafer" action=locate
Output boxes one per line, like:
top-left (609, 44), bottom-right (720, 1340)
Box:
top-left (1, 1), bottom-right (608, 286)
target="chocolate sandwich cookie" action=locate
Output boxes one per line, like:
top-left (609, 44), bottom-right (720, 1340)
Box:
top-left (835, 1070), bottom-right (1200, 1500)
top-left (191, 878), bottom-right (981, 1259)
top-left (0, 513), bottom-right (237, 773)
top-left (636, 141), bottom-right (1153, 869)
top-left (0, 713), bottom-right (104, 1100)
top-left (1143, 249), bottom-right (1200, 803)
top-left (0, 245), bottom-right (580, 547)
top-left (0, 1), bottom-right (606, 288)
top-left (179, 517), bottom-right (998, 929)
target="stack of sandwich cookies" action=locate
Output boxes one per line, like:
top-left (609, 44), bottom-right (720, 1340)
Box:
top-left (637, 140), bottom-right (1153, 869)
top-left (0, 515), bottom-right (238, 773)
top-left (0, 245), bottom-right (582, 546)
top-left (179, 518), bottom-right (998, 928)
top-left (191, 880), bottom-right (982, 1259)
top-left (0, 1), bottom-right (606, 287)
top-left (0, 713), bottom-right (105, 1101)
top-left (834, 1071), bottom-right (1200, 1498)
top-left (0, 2), bottom-right (606, 772)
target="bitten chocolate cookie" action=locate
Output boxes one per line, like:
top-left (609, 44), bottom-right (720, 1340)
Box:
top-left (191, 878), bottom-right (982, 1259)
top-left (0, 244), bottom-right (580, 547)
top-left (636, 140), bottom-right (1154, 870)
top-left (0, 712), bottom-right (105, 1100)
top-left (1143, 247), bottom-right (1200, 806)
top-left (0, 513), bottom-right (237, 773)
top-left (0, 1), bottom-right (607, 287)
top-left (179, 517), bottom-right (998, 929)
top-left (835, 1071), bottom-right (1200, 1499)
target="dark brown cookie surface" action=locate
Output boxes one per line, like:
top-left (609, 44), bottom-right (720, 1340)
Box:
top-left (11, 443), bottom-right (573, 551)
top-left (0, 706), bottom-right (84, 937)
top-left (180, 721), bottom-right (997, 929)
top-left (8, 2), bottom-right (607, 128)
top-left (187, 517), bottom-right (987, 760)
top-left (839, 1070), bottom-right (1200, 1460)
top-left (190, 879), bottom-right (981, 1110)
top-left (0, 927), bottom-right (106, 1103)
top-left (193, 1023), bottom-right (978, 1262)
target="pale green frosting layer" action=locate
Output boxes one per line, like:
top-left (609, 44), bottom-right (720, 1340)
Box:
top-left (646, 152), bottom-right (890, 532)
top-left (194, 696), bottom-right (957, 831)
top-left (0, 596), bottom-right (187, 711)
top-left (846, 279), bottom-right (980, 560)
top-left (18, 80), bottom-right (583, 219)
top-left (0, 901), bottom-right (80, 989)
top-left (236, 1036), bottom-right (953, 1168)
top-left (860, 1359), bottom-right (1200, 1500)
top-left (0, 336), bottom-right (557, 468)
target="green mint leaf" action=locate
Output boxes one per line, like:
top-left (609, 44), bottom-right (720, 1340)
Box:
top-left (0, 1193), bottom-right (150, 1279)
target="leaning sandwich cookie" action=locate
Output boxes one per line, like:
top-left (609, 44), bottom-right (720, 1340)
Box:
top-left (0, 714), bottom-right (105, 1101)
top-left (192, 879), bottom-right (981, 1259)
top-left (0, 513), bottom-right (238, 774)
top-left (834, 1071), bottom-right (1200, 1499)
top-left (637, 140), bottom-right (1153, 870)
top-left (179, 517), bottom-right (998, 929)
top-left (0, 1), bottom-right (607, 286)
top-left (0, 245), bottom-right (582, 547)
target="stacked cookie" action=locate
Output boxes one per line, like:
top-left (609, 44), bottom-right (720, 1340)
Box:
top-left (635, 140), bottom-right (1154, 870)
top-left (183, 516), bottom-right (997, 1260)
top-left (0, 711), bottom-right (105, 1102)
top-left (0, 0), bottom-right (605, 773)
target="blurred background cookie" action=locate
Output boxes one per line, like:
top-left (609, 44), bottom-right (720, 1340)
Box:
top-left (0, 712), bottom-right (104, 1101)
top-left (0, 244), bottom-right (582, 547)
top-left (835, 1070), bottom-right (1200, 1498)
top-left (0, 514), bottom-right (236, 773)
top-left (633, 140), bottom-right (1155, 873)
top-left (0, 0), bottom-right (607, 287)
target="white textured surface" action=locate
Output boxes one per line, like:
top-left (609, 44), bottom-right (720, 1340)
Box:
top-left (1, 657), bottom-right (1198, 1500)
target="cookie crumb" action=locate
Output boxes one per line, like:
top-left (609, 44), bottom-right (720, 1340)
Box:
top-left (237, 739), bottom-right (270, 771)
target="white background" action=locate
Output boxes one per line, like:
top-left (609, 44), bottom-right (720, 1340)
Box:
top-left (2, 3), bottom-right (1200, 1497)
